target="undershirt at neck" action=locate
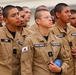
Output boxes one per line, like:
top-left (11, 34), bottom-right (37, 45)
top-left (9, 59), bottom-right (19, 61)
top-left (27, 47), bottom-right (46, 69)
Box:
top-left (43, 36), bottom-right (48, 41)
top-left (8, 30), bottom-right (16, 38)
top-left (63, 28), bottom-right (67, 32)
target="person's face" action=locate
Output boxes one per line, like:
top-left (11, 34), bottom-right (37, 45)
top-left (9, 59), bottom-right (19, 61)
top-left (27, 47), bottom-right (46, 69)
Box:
top-left (36, 11), bottom-right (53, 28)
top-left (70, 13), bottom-right (76, 27)
top-left (0, 8), bottom-right (3, 24)
top-left (57, 6), bottom-right (71, 23)
top-left (24, 8), bottom-right (31, 22)
top-left (5, 8), bottom-right (20, 26)
top-left (19, 10), bottom-right (25, 27)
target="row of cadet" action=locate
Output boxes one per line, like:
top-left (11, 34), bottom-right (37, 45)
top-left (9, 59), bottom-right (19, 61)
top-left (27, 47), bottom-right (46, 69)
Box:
top-left (0, 2), bottom-right (76, 75)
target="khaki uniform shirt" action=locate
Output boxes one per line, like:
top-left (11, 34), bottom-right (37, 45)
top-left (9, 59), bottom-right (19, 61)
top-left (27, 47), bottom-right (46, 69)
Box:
top-left (21, 30), bottom-right (69, 75)
top-left (20, 27), bottom-right (33, 42)
top-left (0, 26), bottom-right (22, 75)
top-left (51, 22), bottom-right (76, 75)
top-left (27, 24), bottom-right (38, 32)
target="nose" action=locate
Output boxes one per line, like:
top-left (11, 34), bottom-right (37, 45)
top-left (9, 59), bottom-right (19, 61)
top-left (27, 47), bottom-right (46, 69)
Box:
top-left (16, 14), bottom-right (20, 20)
top-left (69, 12), bottom-right (71, 16)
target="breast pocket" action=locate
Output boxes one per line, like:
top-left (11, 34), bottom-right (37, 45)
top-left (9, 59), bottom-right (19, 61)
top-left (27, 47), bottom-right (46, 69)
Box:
top-left (51, 43), bottom-right (61, 59)
top-left (0, 42), bottom-right (12, 60)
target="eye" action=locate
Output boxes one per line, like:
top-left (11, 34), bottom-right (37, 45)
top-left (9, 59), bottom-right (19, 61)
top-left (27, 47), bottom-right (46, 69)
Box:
top-left (71, 17), bottom-right (76, 20)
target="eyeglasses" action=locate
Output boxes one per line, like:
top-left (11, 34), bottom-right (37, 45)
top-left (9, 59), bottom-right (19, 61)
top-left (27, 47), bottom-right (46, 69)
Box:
top-left (42, 16), bottom-right (54, 20)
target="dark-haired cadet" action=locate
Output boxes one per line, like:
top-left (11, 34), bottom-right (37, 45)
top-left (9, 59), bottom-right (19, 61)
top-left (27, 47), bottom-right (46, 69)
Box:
top-left (16, 6), bottom-right (33, 42)
top-left (51, 3), bottom-right (76, 75)
top-left (0, 5), bottom-right (22, 75)
top-left (70, 9), bottom-right (76, 28)
top-left (21, 9), bottom-right (69, 75)
top-left (0, 6), bottom-right (3, 27)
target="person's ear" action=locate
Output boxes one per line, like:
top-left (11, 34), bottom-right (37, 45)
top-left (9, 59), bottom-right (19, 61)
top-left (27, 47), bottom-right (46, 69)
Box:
top-left (36, 18), bottom-right (40, 25)
top-left (56, 12), bottom-right (60, 18)
top-left (3, 18), bottom-right (8, 24)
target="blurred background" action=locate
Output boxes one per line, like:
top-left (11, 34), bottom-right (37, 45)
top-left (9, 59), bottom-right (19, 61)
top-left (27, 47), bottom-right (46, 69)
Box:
top-left (0, 0), bottom-right (76, 25)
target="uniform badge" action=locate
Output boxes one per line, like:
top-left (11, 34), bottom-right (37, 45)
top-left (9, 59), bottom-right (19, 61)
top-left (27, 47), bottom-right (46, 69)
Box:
top-left (18, 41), bottom-right (23, 45)
top-left (1, 39), bottom-right (11, 42)
top-left (22, 47), bottom-right (28, 52)
top-left (48, 52), bottom-right (53, 57)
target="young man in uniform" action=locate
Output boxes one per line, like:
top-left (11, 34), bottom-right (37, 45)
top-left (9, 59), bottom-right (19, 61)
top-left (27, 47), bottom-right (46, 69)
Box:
top-left (0, 5), bottom-right (22, 75)
top-left (16, 6), bottom-right (33, 42)
top-left (70, 9), bottom-right (76, 28)
top-left (27, 5), bottom-right (49, 32)
top-left (23, 6), bottom-right (31, 27)
top-left (21, 9), bottom-right (69, 75)
top-left (0, 6), bottom-right (3, 27)
top-left (51, 3), bottom-right (76, 75)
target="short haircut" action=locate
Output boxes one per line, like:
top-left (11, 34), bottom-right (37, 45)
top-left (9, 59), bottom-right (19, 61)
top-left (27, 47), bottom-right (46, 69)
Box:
top-left (54, 3), bottom-right (68, 18)
top-left (70, 9), bottom-right (76, 14)
top-left (50, 8), bottom-right (55, 16)
top-left (3, 5), bottom-right (15, 18)
top-left (35, 9), bottom-right (49, 20)
top-left (16, 6), bottom-right (23, 11)
top-left (36, 5), bottom-right (48, 12)
top-left (22, 6), bottom-right (29, 9)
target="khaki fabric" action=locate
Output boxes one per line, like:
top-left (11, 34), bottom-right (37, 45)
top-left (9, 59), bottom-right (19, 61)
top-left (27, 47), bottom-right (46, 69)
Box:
top-left (0, 26), bottom-right (22, 75)
top-left (20, 27), bottom-right (33, 42)
top-left (27, 24), bottom-right (38, 32)
top-left (21, 30), bottom-right (69, 75)
top-left (51, 22), bottom-right (76, 75)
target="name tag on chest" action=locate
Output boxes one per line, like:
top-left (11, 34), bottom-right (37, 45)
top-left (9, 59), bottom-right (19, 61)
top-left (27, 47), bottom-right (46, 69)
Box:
top-left (57, 33), bottom-right (66, 38)
top-left (34, 44), bottom-right (45, 47)
top-left (1, 39), bottom-right (11, 42)
top-left (51, 43), bottom-right (61, 46)
top-left (71, 33), bottom-right (76, 36)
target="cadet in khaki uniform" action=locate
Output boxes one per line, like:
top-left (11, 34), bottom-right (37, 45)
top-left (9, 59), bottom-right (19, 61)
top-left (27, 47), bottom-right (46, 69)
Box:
top-left (70, 9), bottom-right (76, 28)
top-left (51, 3), bottom-right (76, 75)
top-left (22, 6), bottom-right (31, 28)
top-left (21, 9), bottom-right (69, 75)
top-left (0, 5), bottom-right (22, 75)
top-left (27, 5), bottom-right (48, 32)
top-left (16, 6), bottom-right (33, 42)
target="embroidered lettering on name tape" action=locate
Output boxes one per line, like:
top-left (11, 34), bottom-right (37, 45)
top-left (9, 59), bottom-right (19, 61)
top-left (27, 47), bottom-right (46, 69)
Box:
top-left (34, 44), bottom-right (45, 47)
top-left (51, 43), bottom-right (61, 46)
top-left (71, 33), bottom-right (76, 36)
top-left (1, 39), bottom-right (11, 42)
top-left (57, 33), bottom-right (66, 38)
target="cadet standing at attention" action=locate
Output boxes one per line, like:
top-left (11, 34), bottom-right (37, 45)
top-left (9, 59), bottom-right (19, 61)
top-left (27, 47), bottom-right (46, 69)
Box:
top-left (27, 5), bottom-right (49, 32)
top-left (0, 5), bottom-right (22, 75)
top-left (16, 6), bottom-right (33, 42)
top-left (51, 3), bottom-right (76, 75)
top-left (21, 9), bottom-right (69, 75)
top-left (70, 9), bottom-right (76, 28)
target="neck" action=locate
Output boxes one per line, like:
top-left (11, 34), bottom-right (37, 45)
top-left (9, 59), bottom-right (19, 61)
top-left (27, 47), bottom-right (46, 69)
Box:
top-left (57, 19), bottom-right (67, 28)
top-left (17, 26), bottom-right (23, 32)
top-left (6, 24), bottom-right (16, 32)
top-left (38, 25), bottom-right (49, 36)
